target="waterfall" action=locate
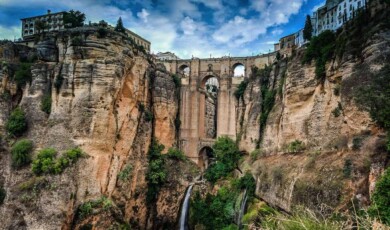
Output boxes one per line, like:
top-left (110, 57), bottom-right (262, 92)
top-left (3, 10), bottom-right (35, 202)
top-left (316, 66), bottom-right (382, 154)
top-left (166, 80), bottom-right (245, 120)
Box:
top-left (237, 189), bottom-right (248, 229)
top-left (179, 184), bottom-right (194, 230)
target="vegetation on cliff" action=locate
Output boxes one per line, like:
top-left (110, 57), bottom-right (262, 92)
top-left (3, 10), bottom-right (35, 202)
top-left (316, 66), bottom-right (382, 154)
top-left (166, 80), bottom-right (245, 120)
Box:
top-left (369, 168), bottom-right (390, 225)
top-left (146, 140), bottom-right (167, 204)
top-left (11, 139), bottom-right (33, 169)
top-left (204, 136), bottom-right (241, 183)
top-left (6, 107), bottom-right (27, 137)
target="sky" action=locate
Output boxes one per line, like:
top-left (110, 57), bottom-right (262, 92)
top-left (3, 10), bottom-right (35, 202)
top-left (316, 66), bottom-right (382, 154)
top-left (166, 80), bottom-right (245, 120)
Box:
top-left (0, 0), bottom-right (325, 59)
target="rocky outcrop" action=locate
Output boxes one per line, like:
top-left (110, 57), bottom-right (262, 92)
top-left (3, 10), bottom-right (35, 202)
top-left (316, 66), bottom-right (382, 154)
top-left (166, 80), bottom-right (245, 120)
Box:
top-left (238, 28), bottom-right (390, 214)
top-left (0, 30), bottom-right (190, 229)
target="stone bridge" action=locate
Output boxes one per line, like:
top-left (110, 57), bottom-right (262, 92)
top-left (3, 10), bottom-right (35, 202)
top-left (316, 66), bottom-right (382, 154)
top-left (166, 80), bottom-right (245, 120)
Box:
top-left (159, 53), bottom-right (276, 169)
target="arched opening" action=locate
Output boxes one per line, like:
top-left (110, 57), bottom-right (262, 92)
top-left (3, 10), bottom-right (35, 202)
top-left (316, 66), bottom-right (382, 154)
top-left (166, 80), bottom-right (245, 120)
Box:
top-left (201, 75), bottom-right (219, 139)
top-left (198, 146), bottom-right (215, 171)
top-left (179, 64), bottom-right (190, 77)
top-left (233, 63), bottom-right (245, 77)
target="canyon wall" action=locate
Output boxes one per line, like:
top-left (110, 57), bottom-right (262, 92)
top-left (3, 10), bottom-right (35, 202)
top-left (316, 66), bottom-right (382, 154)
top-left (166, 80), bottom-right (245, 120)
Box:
top-left (0, 30), bottom-right (196, 229)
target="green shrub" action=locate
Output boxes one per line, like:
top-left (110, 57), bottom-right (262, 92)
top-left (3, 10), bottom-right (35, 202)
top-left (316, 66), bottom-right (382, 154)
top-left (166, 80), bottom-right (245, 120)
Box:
top-left (32, 148), bottom-right (57, 175)
top-left (118, 164), bottom-right (133, 181)
top-left (97, 28), bottom-right (108, 38)
top-left (14, 63), bottom-right (32, 88)
top-left (41, 94), bottom-right (51, 114)
top-left (190, 186), bottom-right (239, 230)
top-left (32, 147), bottom-right (83, 175)
top-left (172, 74), bottom-right (181, 88)
top-left (369, 168), bottom-right (390, 225)
top-left (11, 139), bottom-right (33, 168)
top-left (71, 36), bottom-right (83, 46)
top-left (0, 186), bottom-right (5, 205)
top-left (64, 148), bottom-right (84, 163)
top-left (146, 140), bottom-right (166, 204)
top-left (234, 79), bottom-right (248, 100)
top-left (343, 159), bottom-right (353, 178)
top-left (332, 106), bottom-right (342, 117)
top-left (204, 162), bottom-right (229, 183)
top-left (286, 140), bottom-right (305, 153)
top-left (250, 149), bottom-right (263, 161)
top-left (144, 110), bottom-right (153, 122)
top-left (352, 137), bottom-right (363, 150)
top-left (235, 173), bottom-right (256, 198)
top-left (6, 107), bottom-right (27, 137)
top-left (354, 64), bottom-right (390, 131)
top-left (166, 147), bottom-right (186, 161)
top-left (303, 30), bottom-right (336, 82)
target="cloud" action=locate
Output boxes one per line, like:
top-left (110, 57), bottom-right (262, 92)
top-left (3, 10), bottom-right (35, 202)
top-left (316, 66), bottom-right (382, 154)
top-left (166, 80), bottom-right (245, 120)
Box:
top-left (0, 0), bottom-right (307, 58)
top-left (137, 9), bottom-right (150, 23)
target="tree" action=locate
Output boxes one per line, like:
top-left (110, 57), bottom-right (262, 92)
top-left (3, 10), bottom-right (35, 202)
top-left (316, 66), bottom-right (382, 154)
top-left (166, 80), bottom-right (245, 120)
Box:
top-left (34, 20), bottom-right (48, 34)
top-left (63, 10), bottom-right (85, 28)
top-left (6, 108), bottom-right (27, 137)
top-left (303, 15), bottom-right (313, 41)
top-left (369, 168), bottom-right (390, 225)
top-left (115, 17), bottom-right (126, 33)
top-left (213, 136), bottom-right (241, 171)
top-left (11, 139), bottom-right (33, 168)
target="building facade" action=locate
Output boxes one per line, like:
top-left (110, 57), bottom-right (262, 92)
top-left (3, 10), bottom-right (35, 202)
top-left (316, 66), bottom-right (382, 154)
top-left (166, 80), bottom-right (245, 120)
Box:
top-left (125, 29), bottom-right (151, 52)
top-left (21, 10), bottom-right (65, 39)
top-left (155, 52), bottom-right (180, 61)
top-left (312, 0), bottom-right (368, 36)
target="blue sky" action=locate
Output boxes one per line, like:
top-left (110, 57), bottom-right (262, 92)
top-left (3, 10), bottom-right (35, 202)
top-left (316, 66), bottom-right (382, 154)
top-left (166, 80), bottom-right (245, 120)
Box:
top-left (0, 0), bottom-right (324, 58)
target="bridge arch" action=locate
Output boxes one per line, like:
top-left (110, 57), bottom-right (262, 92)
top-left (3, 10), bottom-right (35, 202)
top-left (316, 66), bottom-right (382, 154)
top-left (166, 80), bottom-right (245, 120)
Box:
top-left (178, 64), bottom-right (190, 77)
top-left (232, 62), bottom-right (245, 77)
top-left (198, 146), bottom-right (215, 171)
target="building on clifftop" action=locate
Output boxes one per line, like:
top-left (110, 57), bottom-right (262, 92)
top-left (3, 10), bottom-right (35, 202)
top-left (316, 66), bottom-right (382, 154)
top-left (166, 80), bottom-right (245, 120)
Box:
top-left (21, 10), bottom-right (65, 40)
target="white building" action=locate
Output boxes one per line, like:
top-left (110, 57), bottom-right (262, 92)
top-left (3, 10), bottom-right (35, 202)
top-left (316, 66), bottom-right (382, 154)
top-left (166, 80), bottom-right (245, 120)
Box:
top-left (21, 10), bottom-right (65, 39)
top-left (156, 52), bottom-right (180, 61)
top-left (312, 0), bottom-right (368, 36)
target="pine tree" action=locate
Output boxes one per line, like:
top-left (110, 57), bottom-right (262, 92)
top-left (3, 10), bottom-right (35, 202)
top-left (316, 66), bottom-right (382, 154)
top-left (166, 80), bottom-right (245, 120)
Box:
top-left (303, 15), bottom-right (313, 41)
top-left (115, 17), bottom-right (125, 33)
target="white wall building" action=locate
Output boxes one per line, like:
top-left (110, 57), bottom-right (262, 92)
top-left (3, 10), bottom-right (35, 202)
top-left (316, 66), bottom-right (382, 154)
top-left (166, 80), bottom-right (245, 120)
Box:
top-left (312, 0), bottom-right (368, 36)
top-left (156, 52), bottom-right (180, 61)
top-left (21, 10), bottom-right (65, 39)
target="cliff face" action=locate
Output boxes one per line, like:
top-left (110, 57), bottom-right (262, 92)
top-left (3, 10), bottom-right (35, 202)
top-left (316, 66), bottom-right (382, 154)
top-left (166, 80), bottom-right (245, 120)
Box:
top-left (238, 28), bottom-right (390, 213)
top-left (0, 31), bottom-right (194, 229)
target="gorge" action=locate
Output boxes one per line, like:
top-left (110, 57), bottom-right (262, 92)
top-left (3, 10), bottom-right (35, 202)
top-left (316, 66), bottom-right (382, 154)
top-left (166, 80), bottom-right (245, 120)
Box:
top-left (0, 0), bottom-right (390, 229)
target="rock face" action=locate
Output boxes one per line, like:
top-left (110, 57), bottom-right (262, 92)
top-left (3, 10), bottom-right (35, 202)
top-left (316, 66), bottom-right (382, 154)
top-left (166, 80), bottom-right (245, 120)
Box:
top-left (238, 29), bottom-right (390, 213)
top-left (0, 31), bottom-right (193, 229)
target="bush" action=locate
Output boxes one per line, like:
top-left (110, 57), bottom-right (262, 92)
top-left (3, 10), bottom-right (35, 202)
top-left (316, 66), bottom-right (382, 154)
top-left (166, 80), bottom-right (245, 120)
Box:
top-left (352, 137), bottom-right (363, 150)
top-left (286, 140), bottom-right (305, 153)
top-left (97, 28), bottom-right (108, 38)
top-left (146, 140), bottom-right (166, 204)
top-left (235, 173), bottom-right (256, 198)
top-left (144, 110), bottom-right (154, 122)
top-left (303, 30), bottom-right (336, 82)
top-left (343, 159), bottom-right (353, 178)
top-left (32, 148), bottom-right (57, 175)
top-left (234, 79), bottom-right (248, 100)
top-left (0, 186), bottom-right (5, 205)
top-left (71, 36), bottom-right (83, 46)
top-left (11, 139), bottom-right (33, 168)
top-left (41, 94), bottom-right (51, 114)
top-left (204, 162), bottom-right (229, 183)
top-left (354, 64), bottom-right (390, 131)
top-left (6, 107), bottom-right (27, 137)
top-left (369, 168), bottom-right (390, 225)
top-left (166, 147), bottom-right (186, 161)
top-left (172, 74), bottom-right (181, 88)
top-left (250, 149), bottom-right (263, 161)
top-left (32, 147), bottom-right (83, 175)
top-left (14, 63), bottom-right (32, 88)
top-left (118, 164), bottom-right (133, 181)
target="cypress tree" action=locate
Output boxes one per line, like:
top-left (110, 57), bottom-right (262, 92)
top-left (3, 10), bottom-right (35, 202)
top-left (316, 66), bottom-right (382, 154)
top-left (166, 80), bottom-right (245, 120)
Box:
top-left (115, 17), bottom-right (125, 33)
top-left (303, 15), bottom-right (313, 41)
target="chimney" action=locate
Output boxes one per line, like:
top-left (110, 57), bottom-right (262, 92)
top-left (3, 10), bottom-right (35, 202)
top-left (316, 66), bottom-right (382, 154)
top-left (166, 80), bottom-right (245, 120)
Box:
top-left (47, 9), bottom-right (51, 14)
